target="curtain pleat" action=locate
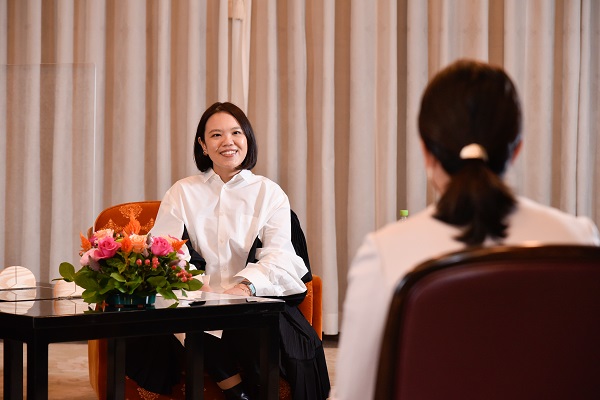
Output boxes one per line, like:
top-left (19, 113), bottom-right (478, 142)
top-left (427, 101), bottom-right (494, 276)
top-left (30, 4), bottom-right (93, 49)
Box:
top-left (1, 0), bottom-right (599, 334)
top-left (577, 0), bottom-right (600, 220)
top-left (405, 0), bottom-right (430, 212)
top-left (304, 0), bottom-right (339, 334)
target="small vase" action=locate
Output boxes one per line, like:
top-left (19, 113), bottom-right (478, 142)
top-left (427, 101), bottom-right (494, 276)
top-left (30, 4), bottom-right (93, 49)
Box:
top-left (105, 293), bottom-right (156, 309)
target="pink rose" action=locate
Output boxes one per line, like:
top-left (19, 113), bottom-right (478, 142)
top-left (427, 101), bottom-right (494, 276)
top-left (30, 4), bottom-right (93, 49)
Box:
top-left (93, 237), bottom-right (121, 260)
top-left (176, 253), bottom-right (187, 267)
top-left (80, 248), bottom-right (101, 271)
top-left (151, 236), bottom-right (173, 257)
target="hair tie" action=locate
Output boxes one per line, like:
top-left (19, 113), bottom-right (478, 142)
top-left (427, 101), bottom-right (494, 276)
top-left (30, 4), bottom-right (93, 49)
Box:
top-left (459, 143), bottom-right (488, 161)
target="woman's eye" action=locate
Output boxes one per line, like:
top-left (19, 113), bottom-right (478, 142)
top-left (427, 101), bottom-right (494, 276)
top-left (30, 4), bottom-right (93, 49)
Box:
top-left (233, 130), bottom-right (243, 135)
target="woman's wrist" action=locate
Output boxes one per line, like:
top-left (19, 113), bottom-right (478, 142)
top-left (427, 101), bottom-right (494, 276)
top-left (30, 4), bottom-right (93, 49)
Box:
top-left (234, 283), bottom-right (252, 296)
top-left (239, 279), bottom-right (256, 296)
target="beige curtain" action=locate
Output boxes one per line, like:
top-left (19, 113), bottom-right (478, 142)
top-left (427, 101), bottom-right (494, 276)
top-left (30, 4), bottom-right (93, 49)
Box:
top-left (1, 0), bottom-right (598, 335)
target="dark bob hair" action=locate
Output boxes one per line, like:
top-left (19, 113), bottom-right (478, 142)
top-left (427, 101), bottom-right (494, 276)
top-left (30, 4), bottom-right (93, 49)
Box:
top-left (193, 102), bottom-right (258, 172)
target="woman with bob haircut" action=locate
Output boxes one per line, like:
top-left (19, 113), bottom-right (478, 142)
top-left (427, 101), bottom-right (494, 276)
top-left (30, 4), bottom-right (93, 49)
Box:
top-left (193, 101), bottom-right (259, 174)
top-left (333, 60), bottom-right (600, 400)
top-left (127, 102), bottom-right (330, 400)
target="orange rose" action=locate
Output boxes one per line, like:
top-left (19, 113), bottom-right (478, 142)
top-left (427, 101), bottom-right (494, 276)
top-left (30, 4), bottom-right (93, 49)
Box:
top-left (94, 229), bottom-right (114, 242)
top-left (129, 234), bottom-right (148, 254)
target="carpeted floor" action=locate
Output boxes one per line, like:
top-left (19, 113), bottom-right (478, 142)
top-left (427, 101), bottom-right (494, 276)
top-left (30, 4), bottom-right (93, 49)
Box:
top-left (0, 336), bottom-right (338, 399)
top-left (0, 341), bottom-right (97, 399)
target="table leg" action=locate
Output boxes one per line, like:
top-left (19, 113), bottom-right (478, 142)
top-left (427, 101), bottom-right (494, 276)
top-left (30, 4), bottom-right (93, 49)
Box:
top-left (26, 338), bottom-right (48, 400)
top-left (185, 332), bottom-right (204, 400)
top-left (4, 339), bottom-right (24, 400)
top-left (106, 338), bottom-right (126, 400)
top-left (260, 316), bottom-right (280, 400)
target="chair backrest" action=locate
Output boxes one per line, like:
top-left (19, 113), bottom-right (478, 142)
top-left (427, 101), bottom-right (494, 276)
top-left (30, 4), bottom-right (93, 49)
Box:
top-left (0, 266), bottom-right (37, 314)
top-left (93, 201), bottom-right (161, 234)
top-left (375, 245), bottom-right (600, 400)
top-left (53, 279), bottom-right (84, 297)
top-left (0, 265), bottom-right (36, 289)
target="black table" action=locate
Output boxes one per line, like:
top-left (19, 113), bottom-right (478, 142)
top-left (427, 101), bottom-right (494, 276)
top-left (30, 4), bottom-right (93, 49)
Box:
top-left (0, 289), bottom-right (284, 400)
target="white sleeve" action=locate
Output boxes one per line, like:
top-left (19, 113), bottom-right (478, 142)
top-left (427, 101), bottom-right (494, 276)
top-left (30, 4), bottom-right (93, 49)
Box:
top-left (333, 233), bottom-right (394, 400)
top-left (150, 188), bottom-right (190, 260)
top-left (236, 196), bottom-right (308, 296)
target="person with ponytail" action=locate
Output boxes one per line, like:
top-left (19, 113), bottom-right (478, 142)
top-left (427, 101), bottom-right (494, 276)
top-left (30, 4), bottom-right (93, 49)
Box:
top-left (332, 59), bottom-right (600, 400)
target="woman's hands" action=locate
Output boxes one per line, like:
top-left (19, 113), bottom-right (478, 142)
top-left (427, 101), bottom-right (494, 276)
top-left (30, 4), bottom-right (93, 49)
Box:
top-left (200, 284), bottom-right (213, 292)
top-left (200, 275), bottom-right (212, 292)
top-left (224, 283), bottom-right (252, 297)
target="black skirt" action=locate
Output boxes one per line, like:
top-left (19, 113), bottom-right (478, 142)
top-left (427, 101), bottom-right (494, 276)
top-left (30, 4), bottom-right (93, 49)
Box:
top-left (125, 303), bottom-right (331, 399)
top-left (278, 303), bottom-right (331, 399)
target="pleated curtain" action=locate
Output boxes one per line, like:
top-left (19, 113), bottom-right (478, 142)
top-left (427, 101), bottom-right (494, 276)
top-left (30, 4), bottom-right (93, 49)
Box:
top-left (1, 0), bottom-right (598, 334)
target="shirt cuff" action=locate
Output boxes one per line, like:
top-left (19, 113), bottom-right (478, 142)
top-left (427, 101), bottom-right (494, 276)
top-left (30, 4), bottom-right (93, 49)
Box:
top-left (234, 267), bottom-right (272, 296)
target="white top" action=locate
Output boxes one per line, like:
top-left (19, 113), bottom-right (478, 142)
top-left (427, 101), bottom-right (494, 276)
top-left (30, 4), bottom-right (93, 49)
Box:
top-left (333, 197), bottom-right (600, 400)
top-left (150, 169), bottom-right (308, 296)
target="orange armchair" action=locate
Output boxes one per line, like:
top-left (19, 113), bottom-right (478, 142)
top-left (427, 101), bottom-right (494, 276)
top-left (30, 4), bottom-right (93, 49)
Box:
top-left (87, 201), bottom-right (323, 400)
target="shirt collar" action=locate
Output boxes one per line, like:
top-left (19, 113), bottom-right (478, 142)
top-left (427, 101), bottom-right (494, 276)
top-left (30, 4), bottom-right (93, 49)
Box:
top-left (200, 168), bottom-right (253, 184)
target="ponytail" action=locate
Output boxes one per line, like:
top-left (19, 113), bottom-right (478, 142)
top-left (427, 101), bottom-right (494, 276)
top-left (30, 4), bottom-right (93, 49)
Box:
top-left (434, 160), bottom-right (516, 246)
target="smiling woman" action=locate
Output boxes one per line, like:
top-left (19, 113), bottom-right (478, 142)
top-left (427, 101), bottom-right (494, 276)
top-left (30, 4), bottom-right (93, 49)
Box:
top-left (124, 102), bottom-right (331, 399)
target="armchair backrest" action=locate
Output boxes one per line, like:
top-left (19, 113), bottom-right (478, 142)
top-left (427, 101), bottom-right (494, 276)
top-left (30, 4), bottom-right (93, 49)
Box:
top-left (0, 266), bottom-right (36, 289)
top-left (375, 245), bottom-right (600, 400)
top-left (93, 201), bottom-right (161, 234)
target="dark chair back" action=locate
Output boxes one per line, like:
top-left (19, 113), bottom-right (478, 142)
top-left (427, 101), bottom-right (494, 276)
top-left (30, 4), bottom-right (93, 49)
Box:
top-left (375, 245), bottom-right (600, 400)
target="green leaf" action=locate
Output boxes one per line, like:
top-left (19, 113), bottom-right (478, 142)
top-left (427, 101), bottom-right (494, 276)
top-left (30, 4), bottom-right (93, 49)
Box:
top-left (125, 280), bottom-right (142, 294)
top-left (81, 289), bottom-right (104, 304)
top-left (186, 279), bottom-right (203, 291)
top-left (109, 272), bottom-right (126, 282)
top-left (147, 276), bottom-right (167, 288)
top-left (74, 275), bottom-right (101, 291)
top-left (157, 287), bottom-right (178, 300)
top-left (99, 280), bottom-right (117, 295)
top-left (58, 262), bottom-right (77, 281)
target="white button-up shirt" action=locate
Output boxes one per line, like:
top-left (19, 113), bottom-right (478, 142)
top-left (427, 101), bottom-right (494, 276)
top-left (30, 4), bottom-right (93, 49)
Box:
top-left (151, 169), bottom-right (308, 296)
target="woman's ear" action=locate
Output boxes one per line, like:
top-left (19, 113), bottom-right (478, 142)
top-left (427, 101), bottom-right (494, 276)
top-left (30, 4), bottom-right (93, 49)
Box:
top-left (420, 139), bottom-right (435, 170)
top-left (420, 138), bottom-right (450, 195)
top-left (198, 138), bottom-right (206, 152)
top-left (510, 140), bottom-right (523, 164)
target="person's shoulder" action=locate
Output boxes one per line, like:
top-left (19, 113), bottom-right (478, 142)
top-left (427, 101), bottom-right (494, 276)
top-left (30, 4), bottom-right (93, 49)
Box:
top-left (242, 170), bottom-right (274, 184)
top-left (162, 174), bottom-right (208, 197)
top-left (358, 205), bottom-right (465, 287)
top-left (516, 196), bottom-right (588, 222)
top-left (374, 205), bottom-right (438, 238)
top-left (170, 173), bottom-right (206, 188)
top-left (511, 196), bottom-right (600, 244)
top-left (370, 205), bottom-right (460, 256)
top-left (242, 170), bottom-right (286, 192)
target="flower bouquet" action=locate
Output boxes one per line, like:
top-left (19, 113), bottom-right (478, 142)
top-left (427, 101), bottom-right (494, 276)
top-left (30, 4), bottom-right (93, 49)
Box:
top-left (58, 216), bottom-right (202, 305)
